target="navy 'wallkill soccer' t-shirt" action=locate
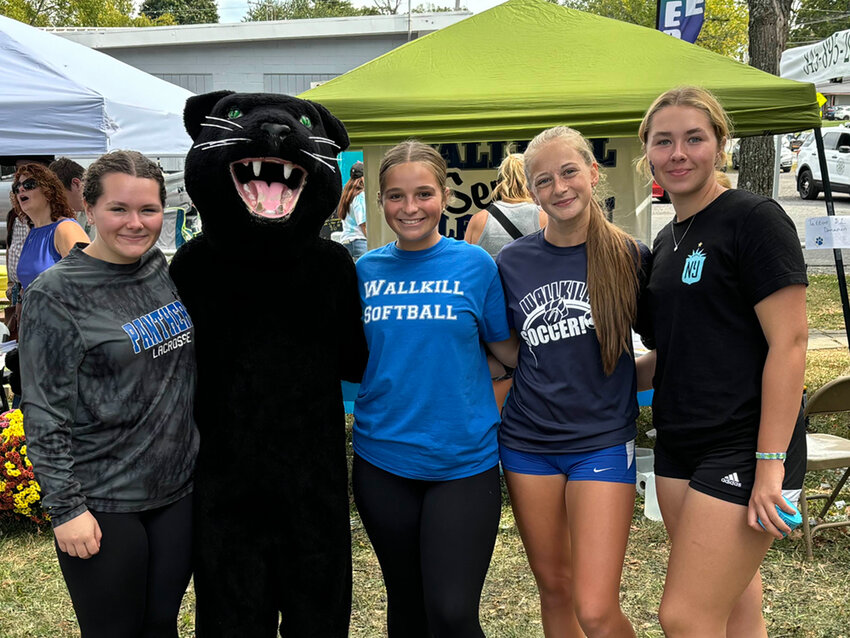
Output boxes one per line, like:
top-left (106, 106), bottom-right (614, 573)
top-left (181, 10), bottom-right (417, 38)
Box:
top-left (496, 231), bottom-right (651, 454)
top-left (353, 237), bottom-right (510, 481)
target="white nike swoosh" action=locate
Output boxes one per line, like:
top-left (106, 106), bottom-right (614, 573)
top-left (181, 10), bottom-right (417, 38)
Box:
top-left (593, 467), bottom-right (615, 473)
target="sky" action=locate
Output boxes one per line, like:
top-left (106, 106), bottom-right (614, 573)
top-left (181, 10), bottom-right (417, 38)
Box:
top-left (216, 0), bottom-right (506, 23)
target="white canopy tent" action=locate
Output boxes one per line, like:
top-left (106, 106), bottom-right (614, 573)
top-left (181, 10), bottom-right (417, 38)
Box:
top-left (0, 15), bottom-right (193, 157)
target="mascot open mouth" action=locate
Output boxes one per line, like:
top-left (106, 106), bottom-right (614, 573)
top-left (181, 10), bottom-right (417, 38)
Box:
top-left (230, 158), bottom-right (307, 219)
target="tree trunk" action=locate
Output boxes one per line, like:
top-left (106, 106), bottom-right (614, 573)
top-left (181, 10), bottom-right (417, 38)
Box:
top-left (738, 0), bottom-right (793, 197)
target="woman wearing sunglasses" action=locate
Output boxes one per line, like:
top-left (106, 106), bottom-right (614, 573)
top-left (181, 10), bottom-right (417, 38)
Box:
top-left (10, 163), bottom-right (90, 292)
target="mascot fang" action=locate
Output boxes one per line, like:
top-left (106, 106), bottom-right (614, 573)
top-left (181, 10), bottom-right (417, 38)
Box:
top-left (170, 91), bottom-right (367, 637)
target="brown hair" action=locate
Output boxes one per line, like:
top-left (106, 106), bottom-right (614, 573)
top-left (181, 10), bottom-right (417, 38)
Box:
top-left (491, 153), bottom-right (532, 203)
top-left (48, 157), bottom-right (85, 189)
top-left (525, 126), bottom-right (640, 376)
top-left (9, 163), bottom-right (76, 223)
top-left (83, 150), bottom-right (166, 207)
top-left (637, 86), bottom-right (732, 179)
top-left (377, 140), bottom-right (449, 207)
top-left (337, 176), bottom-right (364, 221)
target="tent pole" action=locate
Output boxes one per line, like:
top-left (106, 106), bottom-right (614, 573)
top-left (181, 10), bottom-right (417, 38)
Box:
top-left (813, 127), bottom-right (850, 352)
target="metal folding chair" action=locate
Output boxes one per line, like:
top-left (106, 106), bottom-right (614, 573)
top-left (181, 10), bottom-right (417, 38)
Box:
top-left (800, 376), bottom-right (850, 559)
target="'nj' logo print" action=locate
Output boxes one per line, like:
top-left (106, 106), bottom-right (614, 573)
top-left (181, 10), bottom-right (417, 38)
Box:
top-left (681, 247), bottom-right (706, 285)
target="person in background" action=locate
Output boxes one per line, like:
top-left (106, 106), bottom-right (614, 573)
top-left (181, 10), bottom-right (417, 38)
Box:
top-left (11, 163), bottom-right (90, 293)
top-left (635, 86), bottom-right (807, 638)
top-left (464, 152), bottom-right (546, 256)
top-left (353, 140), bottom-right (516, 636)
top-left (496, 126), bottom-right (647, 638)
top-left (3, 157), bottom-right (52, 407)
top-left (20, 150), bottom-right (199, 638)
top-left (465, 152), bottom-right (546, 409)
top-left (50, 157), bottom-right (95, 240)
top-left (337, 161), bottom-right (367, 261)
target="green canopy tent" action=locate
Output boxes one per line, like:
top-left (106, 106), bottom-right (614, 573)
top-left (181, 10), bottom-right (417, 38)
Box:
top-left (301, 0), bottom-right (820, 245)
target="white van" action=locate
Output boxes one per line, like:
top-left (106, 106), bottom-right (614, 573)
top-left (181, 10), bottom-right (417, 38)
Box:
top-left (796, 126), bottom-right (850, 200)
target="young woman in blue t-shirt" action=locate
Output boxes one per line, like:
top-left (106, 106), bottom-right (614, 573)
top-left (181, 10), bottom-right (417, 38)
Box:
top-left (496, 126), bottom-right (648, 637)
top-left (352, 140), bottom-right (516, 637)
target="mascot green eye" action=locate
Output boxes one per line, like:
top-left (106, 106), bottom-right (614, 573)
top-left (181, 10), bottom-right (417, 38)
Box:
top-left (299, 115), bottom-right (312, 128)
top-left (227, 108), bottom-right (243, 119)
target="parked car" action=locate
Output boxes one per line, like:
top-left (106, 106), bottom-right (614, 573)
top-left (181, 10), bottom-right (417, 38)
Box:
top-left (833, 105), bottom-right (850, 121)
top-left (787, 133), bottom-right (806, 152)
top-left (779, 145), bottom-right (793, 172)
top-left (825, 105), bottom-right (837, 120)
top-left (651, 179), bottom-right (669, 203)
top-left (795, 126), bottom-right (850, 200)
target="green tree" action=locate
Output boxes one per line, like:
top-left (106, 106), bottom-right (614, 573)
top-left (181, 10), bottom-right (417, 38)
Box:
top-left (737, 0), bottom-right (794, 197)
top-left (562, 0), bottom-right (749, 60)
top-left (243, 0), bottom-right (379, 21)
top-left (0, 0), bottom-right (174, 26)
top-left (790, 0), bottom-right (850, 48)
top-left (140, 0), bottom-right (218, 25)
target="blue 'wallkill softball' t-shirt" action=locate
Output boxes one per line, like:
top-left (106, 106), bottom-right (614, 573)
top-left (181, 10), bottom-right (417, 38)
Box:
top-left (353, 237), bottom-right (510, 480)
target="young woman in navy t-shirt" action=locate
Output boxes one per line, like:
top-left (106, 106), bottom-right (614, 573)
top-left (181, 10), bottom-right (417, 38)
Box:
top-left (496, 126), bottom-right (648, 637)
top-left (352, 140), bottom-right (516, 636)
top-left (635, 87), bottom-right (807, 637)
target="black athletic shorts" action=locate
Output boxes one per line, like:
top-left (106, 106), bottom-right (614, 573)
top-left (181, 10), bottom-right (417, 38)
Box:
top-left (654, 408), bottom-right (807, 507)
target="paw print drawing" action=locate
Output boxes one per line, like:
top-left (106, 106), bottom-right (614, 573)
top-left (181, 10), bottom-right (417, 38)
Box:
top-left (816, 236), bottom-right (824, 246)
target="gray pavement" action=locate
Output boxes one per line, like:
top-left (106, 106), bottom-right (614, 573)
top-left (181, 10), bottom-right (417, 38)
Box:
top-left (809, 328), bottom-right (849, 350)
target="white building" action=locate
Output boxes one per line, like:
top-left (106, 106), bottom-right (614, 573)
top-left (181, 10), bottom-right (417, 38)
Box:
top-left (50, 12), bottom-right (469, 96)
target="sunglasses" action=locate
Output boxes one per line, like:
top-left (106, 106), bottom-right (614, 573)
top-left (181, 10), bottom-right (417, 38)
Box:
top-left (12, 178), bottom-right (38, 195)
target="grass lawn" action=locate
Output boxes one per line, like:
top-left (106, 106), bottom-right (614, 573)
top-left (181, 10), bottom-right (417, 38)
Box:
top-left (3, 277), bottom-right (850, 637)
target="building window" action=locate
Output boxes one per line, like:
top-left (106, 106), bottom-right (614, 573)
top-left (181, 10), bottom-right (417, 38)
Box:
top-left (154, 74), bottom-right (214, 93)
top-left (264, 73), bottom-right (338, 96)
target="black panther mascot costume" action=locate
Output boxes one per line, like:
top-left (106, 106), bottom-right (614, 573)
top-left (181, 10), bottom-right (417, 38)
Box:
top-left (170, 91), bottom-right (368, 636)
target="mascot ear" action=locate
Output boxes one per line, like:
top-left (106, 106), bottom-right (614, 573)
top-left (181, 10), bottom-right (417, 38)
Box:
top-left (184, 90), bottom-right (236, 141)
top-left (307, 100), bottom-right (350, 153)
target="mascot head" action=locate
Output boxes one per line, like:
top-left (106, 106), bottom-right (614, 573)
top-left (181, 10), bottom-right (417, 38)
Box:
top-left (183, 91), bottom-right (349, 252)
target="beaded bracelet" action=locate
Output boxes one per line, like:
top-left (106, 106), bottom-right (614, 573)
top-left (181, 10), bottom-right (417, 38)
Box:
top-left (755, 452), bottom-right (787, 460)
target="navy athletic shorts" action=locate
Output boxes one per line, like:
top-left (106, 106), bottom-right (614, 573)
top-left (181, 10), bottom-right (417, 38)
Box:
top-left (499, 440), bottom-right (636, 484)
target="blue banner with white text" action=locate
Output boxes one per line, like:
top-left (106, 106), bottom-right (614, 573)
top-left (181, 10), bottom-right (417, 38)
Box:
top-left (656, 0), bottom-right (705, 43)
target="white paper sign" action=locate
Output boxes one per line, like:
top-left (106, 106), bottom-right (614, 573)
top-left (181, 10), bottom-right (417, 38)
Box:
top-left (806, 216), bottom-right (850, 249)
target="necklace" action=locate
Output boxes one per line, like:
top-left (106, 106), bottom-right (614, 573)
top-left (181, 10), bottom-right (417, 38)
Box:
top-left (671, 215), bottom-right (696, 252)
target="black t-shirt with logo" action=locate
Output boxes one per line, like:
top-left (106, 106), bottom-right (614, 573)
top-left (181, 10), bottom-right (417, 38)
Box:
top-left (643, 189), bottom-right (807, 439)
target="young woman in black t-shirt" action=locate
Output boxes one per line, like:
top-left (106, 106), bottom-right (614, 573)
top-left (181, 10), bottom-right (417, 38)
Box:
top-left (635, 87), bottom-right (808, 638)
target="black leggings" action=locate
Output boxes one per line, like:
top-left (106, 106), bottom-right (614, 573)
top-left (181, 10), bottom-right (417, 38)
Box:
top-left (55, 494), bottom-right (193, 638)
top-left (353, 455), bottom-right (501, 638)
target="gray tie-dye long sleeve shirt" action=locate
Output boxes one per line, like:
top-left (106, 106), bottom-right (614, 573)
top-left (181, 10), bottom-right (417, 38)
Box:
top-left (19, 246), bottom-right (199, 527)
